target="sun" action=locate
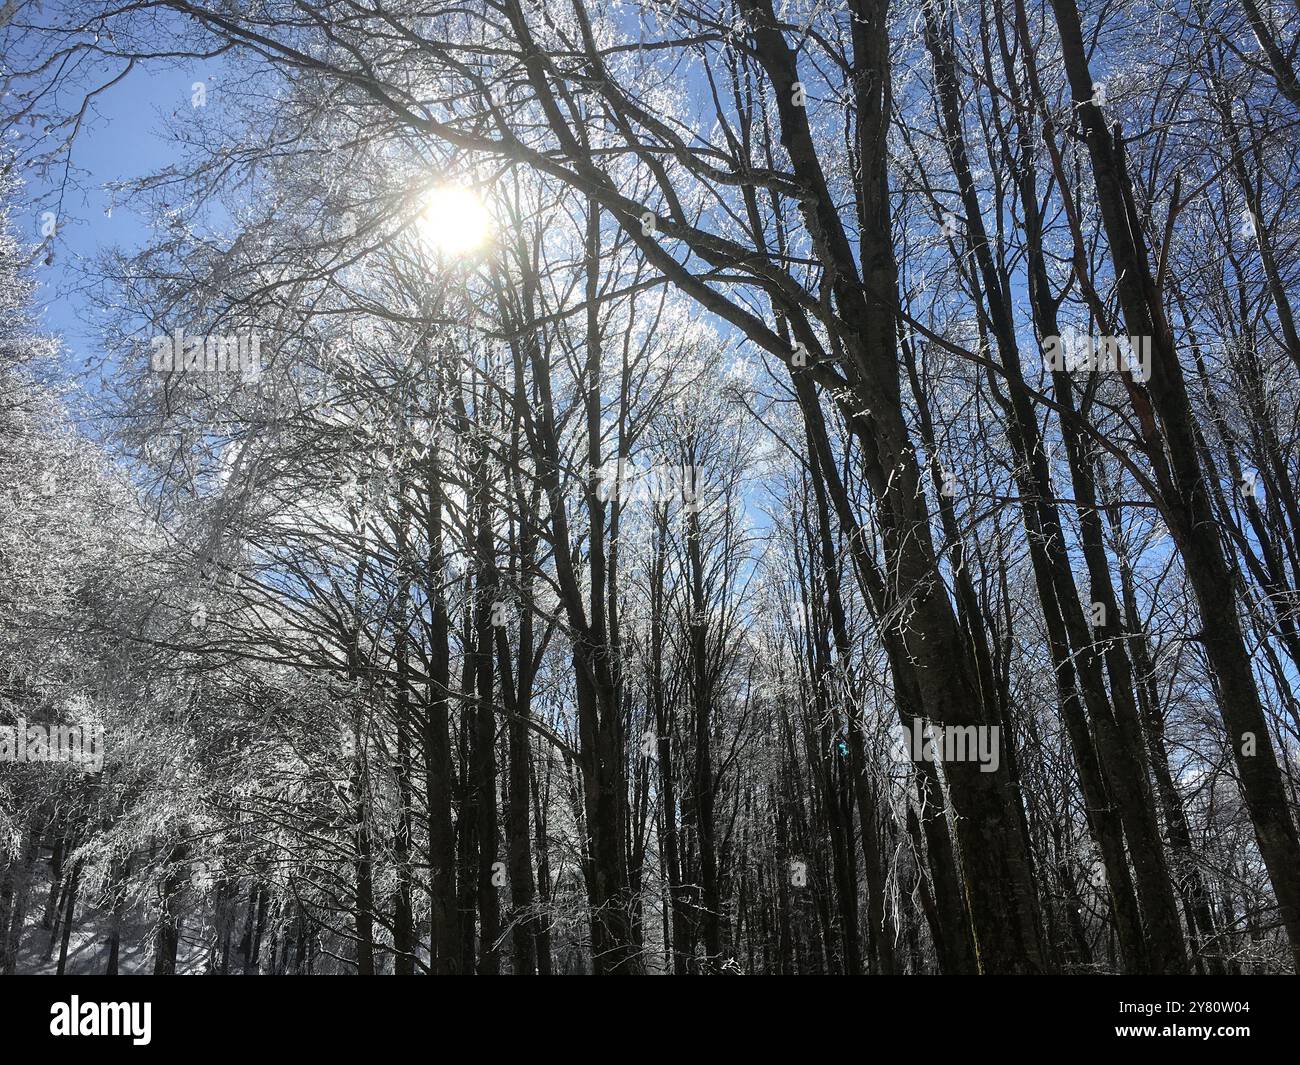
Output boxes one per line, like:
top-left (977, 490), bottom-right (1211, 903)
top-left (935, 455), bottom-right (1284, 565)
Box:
top-left (418, 184), bottom-right (493, 256)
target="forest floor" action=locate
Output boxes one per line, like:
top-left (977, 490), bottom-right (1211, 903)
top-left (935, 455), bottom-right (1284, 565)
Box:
top-left (16, 871), bottom-right (207, 975)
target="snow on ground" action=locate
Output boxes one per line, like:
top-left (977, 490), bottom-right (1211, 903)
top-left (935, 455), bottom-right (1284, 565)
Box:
top-left (15, 873), bottom-right (207, 975)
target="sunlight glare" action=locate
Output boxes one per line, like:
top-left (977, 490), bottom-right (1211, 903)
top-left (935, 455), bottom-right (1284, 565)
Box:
top-left (418, 184), bottom-right (492, 256)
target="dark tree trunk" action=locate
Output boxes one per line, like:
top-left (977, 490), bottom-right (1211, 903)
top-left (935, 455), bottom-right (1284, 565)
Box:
top-left (1048, 0), bottom-right (1300, 968)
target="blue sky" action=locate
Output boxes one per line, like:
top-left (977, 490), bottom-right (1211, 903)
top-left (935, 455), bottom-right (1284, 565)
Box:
top-left (25, 60), bottom-right (213, 367)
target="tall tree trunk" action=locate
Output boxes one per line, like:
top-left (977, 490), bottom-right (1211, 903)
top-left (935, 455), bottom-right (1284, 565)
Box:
top-left (1048, 0), bottom-right (1300, 967)
top-left (423, 444), bottom-right (460, 974)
